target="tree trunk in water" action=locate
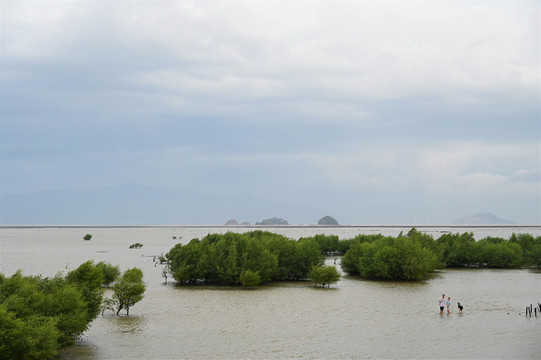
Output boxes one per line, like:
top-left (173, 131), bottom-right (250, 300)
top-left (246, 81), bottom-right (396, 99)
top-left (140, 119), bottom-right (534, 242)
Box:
top-left (116, 301), bottom-right (123, 316)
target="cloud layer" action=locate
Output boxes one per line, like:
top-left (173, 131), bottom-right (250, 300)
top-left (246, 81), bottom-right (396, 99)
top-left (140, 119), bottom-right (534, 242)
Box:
top-left (1, 0), bottom-right (539, 224)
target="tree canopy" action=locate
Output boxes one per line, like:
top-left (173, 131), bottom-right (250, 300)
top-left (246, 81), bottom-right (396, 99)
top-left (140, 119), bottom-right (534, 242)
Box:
top-left (0, 261), bottom-right (118, 359)
top-left (166, 231), bottom-right (324, 286)
top-left (166, 229), bottom-right (540, 284)
top-left (308, 265), bottom-right (341, 287)
top-left (112, 268), bottom-right (145, 316)
top-left (339, 228), bottom-right (541, 280)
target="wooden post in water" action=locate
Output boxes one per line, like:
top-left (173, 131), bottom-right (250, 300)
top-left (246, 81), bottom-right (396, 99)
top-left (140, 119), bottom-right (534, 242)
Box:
top-left (526, 306), bottom-right (530, 316)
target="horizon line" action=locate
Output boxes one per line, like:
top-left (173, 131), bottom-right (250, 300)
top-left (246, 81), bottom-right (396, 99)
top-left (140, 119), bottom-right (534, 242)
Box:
top-left (1, 224), bottom-right (539, 229)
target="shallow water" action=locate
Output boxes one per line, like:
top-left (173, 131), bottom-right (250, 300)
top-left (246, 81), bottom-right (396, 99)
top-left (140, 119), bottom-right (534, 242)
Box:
top-left (1, 226), bottom-right (540, 359)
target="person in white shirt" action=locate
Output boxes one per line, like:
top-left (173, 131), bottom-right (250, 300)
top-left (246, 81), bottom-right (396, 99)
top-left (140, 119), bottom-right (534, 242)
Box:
top-left (439, 294), bottom-right (446, 314)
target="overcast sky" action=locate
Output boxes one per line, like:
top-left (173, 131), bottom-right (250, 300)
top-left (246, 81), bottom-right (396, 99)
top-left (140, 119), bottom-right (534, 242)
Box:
top-left (1, 0), bottom-right (539, 224)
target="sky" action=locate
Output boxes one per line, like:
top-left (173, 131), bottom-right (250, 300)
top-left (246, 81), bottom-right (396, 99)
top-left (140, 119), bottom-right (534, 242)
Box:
top-left (1, 0), bottom-right (540, 224)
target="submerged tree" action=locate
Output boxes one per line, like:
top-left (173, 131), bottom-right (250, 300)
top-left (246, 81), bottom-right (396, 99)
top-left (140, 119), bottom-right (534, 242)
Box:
top-left (341, 234), bottom-right (439, 280)
top-left (239, 270), bottom-right (261, 287)
top-left (166, 231), bottom-right (324, 286)
top-left (0, 261), bottom-right (122, 359)
top-left (308, 265), bottom-right (341, 287)
top-left (112, 268), bottom-right (145, 316)
top-left (66, 261), bottom-right (105, 323)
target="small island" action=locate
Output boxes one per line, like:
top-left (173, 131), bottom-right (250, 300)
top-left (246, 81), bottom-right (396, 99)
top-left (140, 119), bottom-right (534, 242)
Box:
top-left (255, 217), bottom-right (289, 225)
top-left (225, 219), bottom-right (251, 225)
top-left (318, 216), bottom-right (339, 225)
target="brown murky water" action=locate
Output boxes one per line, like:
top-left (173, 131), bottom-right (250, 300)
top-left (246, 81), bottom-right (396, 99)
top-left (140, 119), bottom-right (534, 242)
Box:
top-left (1, 226), bottom-right (540, 359)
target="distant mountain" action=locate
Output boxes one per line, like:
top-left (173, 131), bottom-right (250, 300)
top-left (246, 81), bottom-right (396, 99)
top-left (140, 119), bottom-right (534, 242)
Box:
top-left (453, 213), bottom-right (515, 225)
top-left (0, 182), bottom-right (323, 225)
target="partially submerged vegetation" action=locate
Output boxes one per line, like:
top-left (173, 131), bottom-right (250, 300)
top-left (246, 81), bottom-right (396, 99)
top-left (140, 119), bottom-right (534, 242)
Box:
top-left (165, 231), bottom-right (328, 286)
top-left (308, 265), bottom-right (341, 287)
top-left (164, 228), bottom-right (541, 285)
top-left (340, 229), bottom-right (440, 280)
top-left (339, 228), bottom-right (541, 278)
top-left (0, 261), bottom-right (145, 360)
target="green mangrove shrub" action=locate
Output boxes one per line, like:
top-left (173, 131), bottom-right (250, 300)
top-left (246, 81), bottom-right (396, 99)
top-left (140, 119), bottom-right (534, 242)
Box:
top-left (0, 260), bottom-right (117, 359)
top-left (308, 265), bottom-right (341, 287)
top-left (166, 231), bottom-right (324, 286)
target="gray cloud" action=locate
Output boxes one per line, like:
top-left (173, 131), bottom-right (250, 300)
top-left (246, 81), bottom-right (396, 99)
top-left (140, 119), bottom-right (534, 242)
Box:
top-left (1, 1), bottom-right (539, 223)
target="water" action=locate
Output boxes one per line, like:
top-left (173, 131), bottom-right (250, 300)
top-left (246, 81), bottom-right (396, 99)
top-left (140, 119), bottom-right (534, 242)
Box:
top-left (1, 226), bottom-right (540, 359)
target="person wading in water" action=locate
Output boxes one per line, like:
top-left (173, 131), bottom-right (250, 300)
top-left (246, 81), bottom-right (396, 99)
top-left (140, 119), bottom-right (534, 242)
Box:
top-left (439, 294), bottom-right (446, 315)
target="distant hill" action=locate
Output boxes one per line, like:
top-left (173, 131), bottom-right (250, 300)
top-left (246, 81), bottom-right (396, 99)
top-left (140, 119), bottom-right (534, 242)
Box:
top-left (255, 217), bottom-right (289, 225)
top-left (454, 213), bottom-right (515, 225)
top-left (318, 216), bottom-right (339, 225)
top-left (225, 219), bottom-right (251, 225)
top-left (0, 182), bottom-right (323, 225)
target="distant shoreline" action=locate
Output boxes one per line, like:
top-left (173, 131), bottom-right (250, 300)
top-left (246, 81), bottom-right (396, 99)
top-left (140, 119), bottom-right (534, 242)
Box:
top-left (1, 224), bottom-right (540, 229)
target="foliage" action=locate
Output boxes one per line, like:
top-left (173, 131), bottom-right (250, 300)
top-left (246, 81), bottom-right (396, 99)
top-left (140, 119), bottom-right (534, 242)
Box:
top-left (308, 266), bottom-right (341, 287)
top-left (477, 240), bottom-right (522, 268)
top-left (166, 231), bottom-right (324, 286)
top-left (0, 262), bottom-right (118, 359)
top-left (437, 232), bottom-right (529, 268)
top-left (95, 262), bottom-right (121, 286)
top-left (0, 304), bottom-right (59, 360)
top-left (239, 270), bottom-right (261, 287)
top-left (437, 232), bottom-right (477, 267)
top-left (340, 234), bottom-right (386, 275)
top-left (129, 242), bottom-right (143, 249)
top-left (527, 244), bottom-right (541, 269)
top-left (340, 229), bottom-right (540, 280)
top-left (83, 234), bottom-right (92, 241)
top-left (300, 234), bottom-right (340, 255)
top-left (112, 268), bottom-right (145, 316)
top-left (66, 261), bottom-right (105, 322)
top-left (341, 233), bottom-right (439, 280)
top-left (510, 233), bottom-right (541, 269)
top-left (100, 298), bottom-right (116, 315)
top-left (167, 229), bottom-right (540, 285)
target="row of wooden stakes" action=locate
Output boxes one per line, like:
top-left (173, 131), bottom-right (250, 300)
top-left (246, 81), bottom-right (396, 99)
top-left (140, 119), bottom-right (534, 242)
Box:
top-left (525, 303), bottom-right (541, 317)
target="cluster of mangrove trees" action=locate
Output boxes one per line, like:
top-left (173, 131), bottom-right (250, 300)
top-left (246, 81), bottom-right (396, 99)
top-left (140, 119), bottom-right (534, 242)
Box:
top-left (166, 229), bottom-right (541, 285)
top-left (340, 230), bottom-right (440, 280)
top-left (0, 261), bottom-right (145, 360)
top-left (334, 228), bottom-right (541, 280)
top-left (166, 231), bottom-right (328, 286)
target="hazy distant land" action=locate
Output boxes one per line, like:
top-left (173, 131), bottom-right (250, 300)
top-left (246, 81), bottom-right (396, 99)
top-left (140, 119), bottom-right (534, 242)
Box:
top-left (0, 182), bottom-right (525, 226)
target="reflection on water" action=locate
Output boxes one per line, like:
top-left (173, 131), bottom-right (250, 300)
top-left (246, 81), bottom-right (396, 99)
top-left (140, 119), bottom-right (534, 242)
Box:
top-left (59, 341), bottom-right (98, 360)
top-left (1, 227), bottom-right (540, 359)
top-left (111, 314), bottom-right (146, 334)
